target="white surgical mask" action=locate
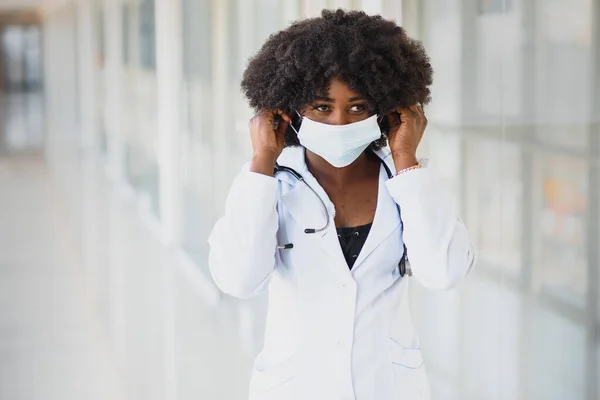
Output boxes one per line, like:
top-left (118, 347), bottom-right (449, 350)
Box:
top-left (292, 114), bottom-right (382, 168)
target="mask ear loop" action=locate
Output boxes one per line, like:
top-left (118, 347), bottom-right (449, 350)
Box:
top-left (376, 114), bottom-right (388, 140)
top-left (290, 110), bottom-right (303, 135)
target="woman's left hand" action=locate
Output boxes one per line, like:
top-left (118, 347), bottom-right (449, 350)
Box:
top-left (386, 104), bottom-right (427, 171)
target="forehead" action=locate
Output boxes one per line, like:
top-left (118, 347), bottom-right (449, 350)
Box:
top-left (316, 78), bottom-right (363, 99)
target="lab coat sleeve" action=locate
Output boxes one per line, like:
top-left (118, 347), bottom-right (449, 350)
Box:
top-left (208, 165), bottom-right (280, 299)
top-left (385, 165), bottom-right (476, 290)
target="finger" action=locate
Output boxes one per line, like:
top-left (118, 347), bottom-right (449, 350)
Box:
top-left (396, 107), bottom-right (416, 121)
top-left (397, 105), bottom-right (415, 113)
top-left (270, 110), bottom-right (289, 135)
top-left (275, 117), bottom-right (290, 135)
top-left (274, 109), bottom-right (292, 124)
top-left (414, 103), bottom-right (425, 117)
top-left (268, 110), bottom-right (278, 124)
top-left (413, 104), bottom-right (427, 127)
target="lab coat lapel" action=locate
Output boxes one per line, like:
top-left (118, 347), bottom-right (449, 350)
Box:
top-left (279, 181), bottom-right (329, 233)
top-left (277, 147), bottom-right (350, 275)
top-left (280, 185), bottom-right (349, 276)
top-left (277, 147), bottom-right (328, 231)
top-left (350, 162), bottom-right (401, 272)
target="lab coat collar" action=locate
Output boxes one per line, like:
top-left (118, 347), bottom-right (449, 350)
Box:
top-left (276, 145), bottom-right (401, 277)
top-left (275, 146), bottom-right (308, 187)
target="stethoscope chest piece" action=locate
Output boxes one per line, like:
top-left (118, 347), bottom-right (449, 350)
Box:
top-left (398, 244), bottom-right (412, 277)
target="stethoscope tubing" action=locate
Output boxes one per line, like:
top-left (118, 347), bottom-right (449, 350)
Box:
top-left (273, 152), bottom-right (393, 235)
top-left (273, 152), bottom-right (410, 277)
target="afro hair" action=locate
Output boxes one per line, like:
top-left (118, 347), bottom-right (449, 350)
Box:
top-left (241, 8), bottom-right (433, 148)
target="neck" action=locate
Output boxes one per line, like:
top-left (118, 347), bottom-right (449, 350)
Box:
top-left (305, 149), bottom-right (377, 187)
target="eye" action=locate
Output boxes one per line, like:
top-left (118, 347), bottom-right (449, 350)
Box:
top-left (349, 104), bottom-right (367, 113)
top-left (313, 104), bottom-right (331, 112)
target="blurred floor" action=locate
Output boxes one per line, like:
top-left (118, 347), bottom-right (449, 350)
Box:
top-left (0, 158), bottom-right (125, 398)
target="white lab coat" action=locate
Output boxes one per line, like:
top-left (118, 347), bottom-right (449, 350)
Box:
top-left (208, 145), bottom-right (475, 400)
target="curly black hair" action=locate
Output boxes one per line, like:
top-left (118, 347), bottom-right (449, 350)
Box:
top-left (240, 8), bottom-right (434, 149)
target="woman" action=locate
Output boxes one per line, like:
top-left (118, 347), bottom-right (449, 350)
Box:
top-left (209, 9), bottom-right (475, 400)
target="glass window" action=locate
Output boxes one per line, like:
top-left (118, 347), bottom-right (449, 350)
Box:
top-left (477, 0), bottom-right (514, 14)
top-left (465, 137), bottom-right (523, 275)
top-left (534, 0), bottom-right (592, 151)
top-left (179, 0), bottom-right (300, 268)
top-left (303, 0), bottom-right (328, 17)
top-left (381, 0), bottom-right (403, 23)
top-left (597, 163), bottom-right (600, 323)
top-left (122, 2), bottom-right (130, 64)
top-left (182, 0), bottom-right (212, 82)
top-left (474, 3), bottom-right (523, 122)
top-left (180, 0), bottom-right (215, 267)
top-left (256, 0), bottom-right (281, 43)
top-left (593, 137), bottom-right (599, 400)
top-left (533, 152), bottom-right (588, 307)
top-left (229, 0), bottom-right (252, 163)
top-left (95, 2), bottom-right (105, 66)
top-left (412, 0), bottom-right (598, 397)
top-left (121, 0), bottom-right (160, 218)
top-left (138, 0), bottom-right (156, 70)
top-left (329, 0), bottom-right (352, 10)
top-left (181, 0), bottom-right (213, 148)
top-left (95, 1), bottom-right (107, 155)
top-left (598, 342), bottom-right (600, 400)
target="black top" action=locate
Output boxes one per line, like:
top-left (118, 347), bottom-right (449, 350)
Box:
top-left (337, 223), bottom-right (373, 269)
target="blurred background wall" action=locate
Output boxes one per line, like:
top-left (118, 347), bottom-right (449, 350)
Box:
top-left (0, 0), bottom-right (599, 399)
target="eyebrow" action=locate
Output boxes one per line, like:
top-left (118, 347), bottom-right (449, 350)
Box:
top-left (314, 95), bottom-right (366, 102)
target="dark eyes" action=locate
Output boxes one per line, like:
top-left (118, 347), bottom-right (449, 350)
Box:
top-left (312, 104), bottom-right (367, 113)
top-left (349, 104), bottom-right (367, 112)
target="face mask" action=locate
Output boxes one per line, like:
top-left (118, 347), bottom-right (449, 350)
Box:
top-left (291, 113), bottom-right (382, 168)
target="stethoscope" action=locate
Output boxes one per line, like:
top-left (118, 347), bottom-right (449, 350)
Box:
top-left (273, 152), bottom-right (412, 277)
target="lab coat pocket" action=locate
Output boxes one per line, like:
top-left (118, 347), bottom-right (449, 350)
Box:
top-left (390, 339), bottom-right (430, 399)
top-left (248, 352), bottom-right (296, 398)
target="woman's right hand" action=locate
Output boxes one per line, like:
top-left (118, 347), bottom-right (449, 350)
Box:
top-left (249, 110), bottom-right (291, 176)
